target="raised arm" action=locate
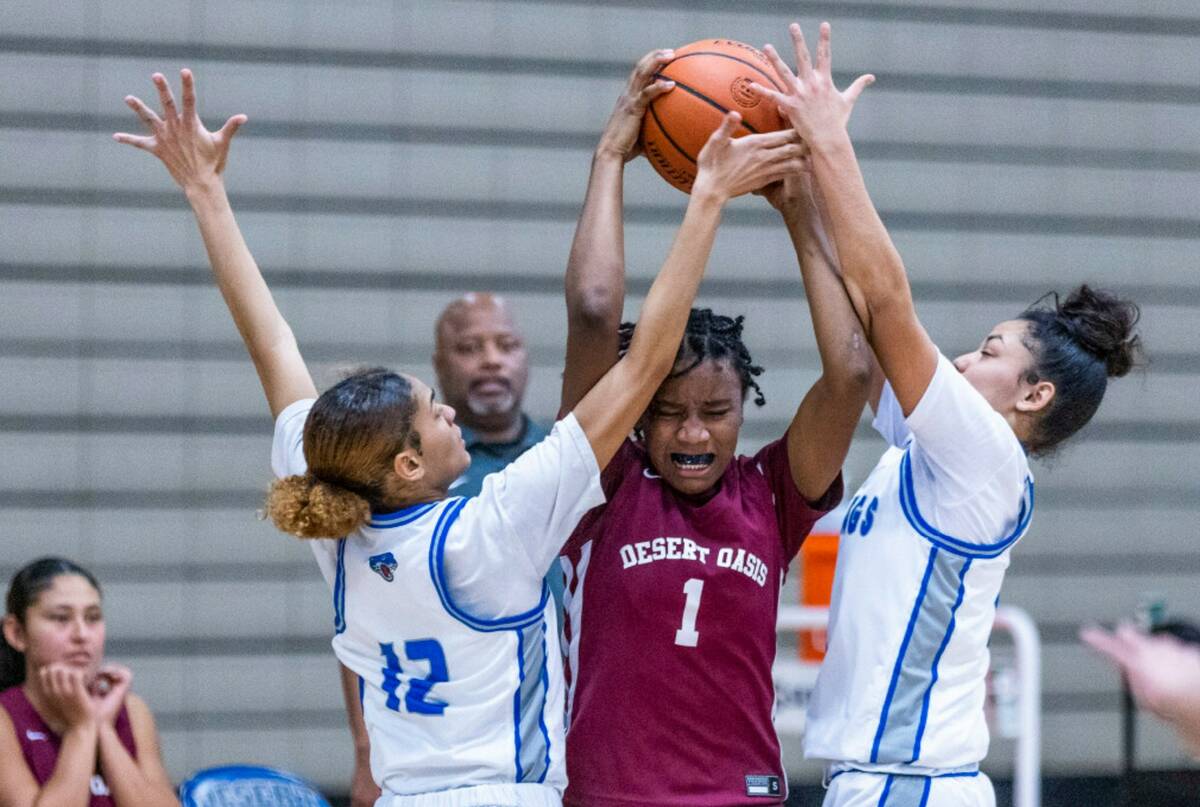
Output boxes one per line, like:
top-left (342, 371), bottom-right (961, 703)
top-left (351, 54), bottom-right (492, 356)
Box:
top-left (114, 70), bottom-right (316, 417)
top-left (559, 50), bottom-right (675, 416)
top-left (761, 171), bottom-right (876, 500)
top-left (573, 115), bottom-right (804, 468)
top-left (752, 24), bottom-right (939, 416)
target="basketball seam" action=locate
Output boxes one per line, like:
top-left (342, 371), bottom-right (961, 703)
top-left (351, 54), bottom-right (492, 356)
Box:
top-left (653, 77), bottom-right (762, 135)
top-left (666, 50), bottom-right (785, 93)
top-left (647, 98), bottom-right (698, 166)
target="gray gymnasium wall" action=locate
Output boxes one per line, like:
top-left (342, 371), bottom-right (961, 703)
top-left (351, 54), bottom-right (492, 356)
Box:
top-left (1, 0), bottom-right (1197, 791)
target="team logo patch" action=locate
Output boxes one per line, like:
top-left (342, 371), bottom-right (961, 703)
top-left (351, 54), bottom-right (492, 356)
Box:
top-left (745, 774), bottom-right (781, 798)
top-left (368, 552), bottom-right (399, 582)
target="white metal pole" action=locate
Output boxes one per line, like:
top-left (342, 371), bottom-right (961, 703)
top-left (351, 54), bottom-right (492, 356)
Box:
top-left (995, 606), bottom-right (1042, 807)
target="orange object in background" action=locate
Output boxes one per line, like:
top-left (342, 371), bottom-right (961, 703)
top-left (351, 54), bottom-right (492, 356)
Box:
top-left (798, 533), bottom-right (839, 661)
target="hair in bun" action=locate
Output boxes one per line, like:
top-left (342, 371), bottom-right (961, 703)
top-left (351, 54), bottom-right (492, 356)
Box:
top-left (1018, 285), bottom-right (1142, 453)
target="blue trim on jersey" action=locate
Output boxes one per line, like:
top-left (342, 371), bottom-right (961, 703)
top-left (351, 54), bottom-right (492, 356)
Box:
top-left (910, 558), bottom-right (972, 763)
top-left (428, 497), bottom-right (549, 632)
top-left (899, 450), bottom-right (1034, 559)
top-left (872, 548), bottom-right (938, 763)
top-left (357, 675), bottom-right (364, 706)
top-left (918, 776), bottom-right (932, 807)
top-left (877, 774), bottom-right (895, 806)
top-left (513, 627), bottom-right (526, 781)
top-left (333, 538), bottom-right (347, 634)
top-left (369, 501), bottom-right (438, 528)
top-left (537, 618), bottom-right (552, 783)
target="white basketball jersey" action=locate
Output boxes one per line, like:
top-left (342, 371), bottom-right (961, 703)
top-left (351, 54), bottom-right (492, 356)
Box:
top-left (805, 355), bottom-right (1034, 771)
top-left (272, 400), bottom-right (604, 798)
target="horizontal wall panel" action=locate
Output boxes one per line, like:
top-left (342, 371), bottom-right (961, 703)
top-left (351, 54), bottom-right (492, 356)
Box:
top-left (6, 54), bottom-right (1200, 153)
top-left (0, 282), bottom-right (1189, 361)
top-left (0, 507), bottom-right (298, 566)
top-left (7, 129), bottom-right (1200, 223)
top-left (0, 358), bottom-right (1192, 434)
top-left (4, 205), bottom-right (1199, 293)
top-left (1001, 572), bottom-right (1200, 626)
top-left (5, 2), bottom-right (1200, 89)
top-left (0, 431), bottom-right (1191, 503)
top-left (101, 579), bottom-right (331, 639)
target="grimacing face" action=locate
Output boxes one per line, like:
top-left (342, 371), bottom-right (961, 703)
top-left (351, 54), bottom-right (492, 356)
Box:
top-left (641, 359), bottom-right (746, 497)
top-left (2, 574), bottom-right (105, 682)
top-left (433, 300), bottom-right (529, 433)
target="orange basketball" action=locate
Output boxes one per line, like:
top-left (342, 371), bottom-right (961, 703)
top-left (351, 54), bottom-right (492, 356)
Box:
top-left (641, 39), bottom-right (786, 194)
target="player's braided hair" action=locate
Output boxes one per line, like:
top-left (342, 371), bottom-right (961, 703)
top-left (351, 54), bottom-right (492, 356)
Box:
top-left (619, 307), bottom-right (766, 408)
top-left (267, 368), bottom-right (422, 539)
top-left (1, 558), bottom-right (102, 690)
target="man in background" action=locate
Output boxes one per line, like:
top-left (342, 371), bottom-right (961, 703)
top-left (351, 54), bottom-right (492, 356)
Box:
top-left (343, 292), bottom-right (556, 807)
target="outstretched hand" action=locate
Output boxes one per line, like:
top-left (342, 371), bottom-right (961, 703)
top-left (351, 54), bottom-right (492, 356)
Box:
top-left (597, 49), bottom-right (676, 163)
top-left (749, 22), bottom-right (874, 148)
top-left (114, 69), bottom-right (247, 192)
top-left (692, 112), bottom-right (805, 202)
top-left (1081, 623), bottom-right (1200, 722)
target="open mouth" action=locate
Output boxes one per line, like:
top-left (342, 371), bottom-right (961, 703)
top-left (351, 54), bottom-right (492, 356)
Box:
top-left (670, 453), bottom-right (715, 474)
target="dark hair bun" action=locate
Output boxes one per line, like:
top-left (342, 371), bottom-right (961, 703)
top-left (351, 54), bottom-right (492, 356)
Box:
top-left (1057, 285), bottom-right (1142, 378)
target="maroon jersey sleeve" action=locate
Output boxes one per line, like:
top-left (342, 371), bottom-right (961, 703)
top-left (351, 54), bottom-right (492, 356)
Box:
top-left (562, 437), bottom-right (641, 556)
top-left (754, 434), bottom-right (844, 561)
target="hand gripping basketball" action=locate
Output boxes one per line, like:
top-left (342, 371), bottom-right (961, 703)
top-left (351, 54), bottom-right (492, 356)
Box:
top-left (693, 112), bottom-right (805, 201)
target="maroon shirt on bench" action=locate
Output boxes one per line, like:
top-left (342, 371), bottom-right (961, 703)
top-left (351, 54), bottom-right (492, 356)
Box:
top-left (560, 436), bottom-right (841, 806)
top-left (1, 684), bottom-right (138, 805)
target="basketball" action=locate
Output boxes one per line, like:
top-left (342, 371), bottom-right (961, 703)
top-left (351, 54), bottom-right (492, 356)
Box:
top-left (641, 39), bottom-right (787, 193)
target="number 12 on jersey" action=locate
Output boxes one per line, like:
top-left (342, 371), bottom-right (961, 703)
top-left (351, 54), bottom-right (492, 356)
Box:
top-left (674, 578), bottom-right (704, 647)
top-left (380, 639), bottom-right (448, 715)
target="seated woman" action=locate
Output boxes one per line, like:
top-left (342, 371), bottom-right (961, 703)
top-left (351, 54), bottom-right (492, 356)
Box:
top-left (0, 557), bottom-right (180, 807)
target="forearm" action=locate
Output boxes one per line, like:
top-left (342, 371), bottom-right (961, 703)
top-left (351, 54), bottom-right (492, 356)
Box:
top-left (97, 725), bottom-right (176, 807)
top-left (573, 190), bottom-right (724, 466)
top-left (560, 152), bottom-right (628, 413)
top-left (566, 153), bottom-right (627, 322)
top-left (624, 191), bottom-right (723, 377)
top-left (339, 662), bottom-right (371, 757)
top-left (32, 723), bottom-right (97, 807)
top-left (185, 181), bottom-right (316, 416)
top-left (781, 196), bottom-right (873, 390)
top-left (808, 132), bottom-right (915, 333)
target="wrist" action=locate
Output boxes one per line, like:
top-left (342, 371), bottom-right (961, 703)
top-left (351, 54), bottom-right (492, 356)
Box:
top-left (688, 181), bottom-right (728, 208)
top-left (65, 718), bottom-right (99, 738)
top-left (807, 128), bottom-right (854, 158)
top-left (593, 144), bottom-right (630, 166)
top-left (183, 176), bottom-right (227, 204)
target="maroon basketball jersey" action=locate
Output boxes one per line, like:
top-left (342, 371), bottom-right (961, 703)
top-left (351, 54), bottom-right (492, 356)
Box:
top-left (0, 685), bottom-right (138, 804)
top-left (561, 437), bottom-right (841, 806)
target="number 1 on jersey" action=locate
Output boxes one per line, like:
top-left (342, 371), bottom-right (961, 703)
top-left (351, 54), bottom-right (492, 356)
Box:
top-left (674, 578), bottom-right (704, 647)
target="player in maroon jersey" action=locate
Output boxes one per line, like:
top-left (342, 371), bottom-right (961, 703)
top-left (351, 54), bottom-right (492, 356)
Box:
top-left (0, 558), bottom-right (178, 807)
top-left (556, 51), bottom-right (874, 806)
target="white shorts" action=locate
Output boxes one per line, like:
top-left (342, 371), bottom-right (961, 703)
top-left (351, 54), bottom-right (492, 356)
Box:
top-left (377, 783), bottom-right (561, 807)
top-left (823, 770), bottom-right (995, 807)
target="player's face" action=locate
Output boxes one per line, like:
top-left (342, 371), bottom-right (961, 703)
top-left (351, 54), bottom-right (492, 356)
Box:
top-left (6, 574), bottom-right (105, 680)
top-left (405, 376), bottom-right (470, 490)
top-left (642, 359), bottom-right (745, 497)
top-left (953, 320), bottom-right (1040, 416)
top-left (434, 305), bottom-right (530, 431)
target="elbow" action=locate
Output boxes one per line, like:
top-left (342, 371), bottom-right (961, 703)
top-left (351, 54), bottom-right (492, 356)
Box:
top-left (568, 283), bottom-right (623, 333)
top-left (828, 334), bottom-right (876, 398)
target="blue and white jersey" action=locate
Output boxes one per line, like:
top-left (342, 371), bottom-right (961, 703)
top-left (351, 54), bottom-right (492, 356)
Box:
top-left (272, 400), bottom-right (604, 801)
top-left (804, 354), bottom-right (1034, 772)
